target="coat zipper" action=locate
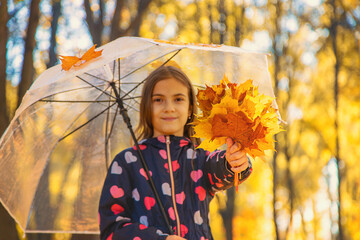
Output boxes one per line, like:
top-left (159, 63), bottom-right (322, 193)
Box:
top-left (166, 135), bottom-right (181, 236)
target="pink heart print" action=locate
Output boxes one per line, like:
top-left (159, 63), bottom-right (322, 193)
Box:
top-left (176, 191), bottom-right (186, 204)
top-left (110, 185), bottom-right (124, 198)
top-left (144, 196), bottom-right (155, 210)
top-left (164, 161), bottom-right (180, 172)
top-left (133, 145), bottom-right (147, 151)
top-left (195, 186), bottom-right (206, 201)
top-left (157, 135), bottom-right (166, 143)
top-left (159, 149), bottom-right (167, 159)
top-left (139, 168), bottom-right (152, 180)
top-left (180, 139), bottom-right (188, 147)
top-left (174, 224), bottom-right (188, 238)
top-left (168, 207), bottom-right (175, 220)
top-left (139, 224), bottom-right (147, 230)
top-left (190, 169), bottom-right (203, 182)
top-left (111, 204), bottom-right (124, 215)
top-left (106, 233), bottom-right (113, 240)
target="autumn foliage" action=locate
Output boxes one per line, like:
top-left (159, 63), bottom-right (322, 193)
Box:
top-left (193, 75), bottom-right (281, 159)
top-left (59, 45), bottom-right (103, 71)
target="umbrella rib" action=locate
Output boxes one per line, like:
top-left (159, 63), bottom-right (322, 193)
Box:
top-left (106, 105), bottom-right (119, 145)
top-left (120, 48), bottom-right (183, 99)
top-left (123, 101), bottom-right (139, 112)
top-left (83, 72), bottom-right (110, 83)
top-left (59, 102), bottom-right (117, 142)
top-left (39, 99), bottom-right (116, 103)
top-left (34, 85), bottom-right (107, 103)
top-left (118, 58), bottom-right (121, 103)
top-left (76, 76), bottom-right (116, 100)
top-left (104, 89), bottom-right (113, 169)
top-left (122, 96), bottom-right (141, 101)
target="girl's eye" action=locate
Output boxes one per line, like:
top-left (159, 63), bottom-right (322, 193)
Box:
top-left (152, 98), bottom-right (162, 103)
top-left (175, 97), bottom-right (185, 102)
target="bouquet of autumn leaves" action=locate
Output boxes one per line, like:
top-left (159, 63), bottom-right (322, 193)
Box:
top-left (192, 76), bottom-right (281, 188)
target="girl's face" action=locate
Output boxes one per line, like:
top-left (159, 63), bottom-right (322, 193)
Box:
top-left (151, 78), bottom-right (190, 138)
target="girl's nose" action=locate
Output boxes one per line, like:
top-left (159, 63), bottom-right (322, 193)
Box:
top-left (164, 100), bottom-right (175, 112)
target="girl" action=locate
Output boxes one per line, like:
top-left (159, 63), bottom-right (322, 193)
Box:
top-left (98, 66), bottom-right (252, 240)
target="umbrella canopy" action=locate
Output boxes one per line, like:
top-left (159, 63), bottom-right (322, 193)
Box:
top-left (0, 37), bottom-right (277, 234)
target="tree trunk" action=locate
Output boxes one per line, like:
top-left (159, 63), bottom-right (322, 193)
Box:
top-left (218, 0), bottom-right (226, 45)
top-left (0, 1), bottom-right (19, 238)
top-left (208, 2), bottom-right (214, 43)
top-left (0, 204), bottom-right (19, 240)
top-left (284, 136), bottom-right (294, 238)
top-left (17, 0), bottom-right (41, 107)
top-left (110, 0), bottom-right (152, 40)
top-left (330, 0), bottom-right (343, 239)
top-left (272, 141), bottom-right (280, 240)
top-left (218, 187), bottom-right (235, 240)
top-left (110, 0), bottom-right (125, 41)
top-left (0, 0), bottom-right (9, 134)
top-left (271, 1), bottom-right (282, 239)
top-left (132, 0), bottom-right (151, 36)
top-left (84, 0), bottom-right (104, 45)
top-left (47, 0), bottom-right (61, 68)
top-left (194, 0), bottom-right (202, 42)
top-left (234, 1), bottom-right (245, 47)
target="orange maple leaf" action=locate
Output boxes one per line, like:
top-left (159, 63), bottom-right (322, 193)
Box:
top-left (196, 80), bottom-right (226, 116)
top-left (59, 45), bottom-right (103, 71)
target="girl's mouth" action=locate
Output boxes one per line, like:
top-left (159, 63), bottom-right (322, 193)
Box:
top-left (162, 117), bottom-right (177, 121)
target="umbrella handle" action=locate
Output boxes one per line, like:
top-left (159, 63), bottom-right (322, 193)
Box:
top-left (110, 83), bottom-right (174, 235)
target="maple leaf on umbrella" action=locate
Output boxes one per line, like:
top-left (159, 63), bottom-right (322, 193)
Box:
top-left (59, 45), bottom-right (103, 71)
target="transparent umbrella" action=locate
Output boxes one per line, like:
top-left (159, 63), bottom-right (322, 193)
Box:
top-left (0, 37), bottom-right (278, 234)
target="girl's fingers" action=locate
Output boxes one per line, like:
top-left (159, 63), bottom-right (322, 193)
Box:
top-left (227, 151), bottom-right (246, 161)
top-left (228, 156), bottom-right (247, 167)
top-left (226, 138), bottom-right (242, 154)
top-left (226, 138), bottom-right (234, 152)
top-left (230, 143), bottom-right (241, 154)
top-left (231, 161), bottom-right (249, 173)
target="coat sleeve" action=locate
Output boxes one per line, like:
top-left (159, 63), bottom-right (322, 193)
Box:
top-left (98, 153), bottom-right (168, 240)
top-left (202, 150), bottom-right (252, 194)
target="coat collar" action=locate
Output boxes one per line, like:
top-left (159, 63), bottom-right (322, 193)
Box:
top-left (141, 135), bottom-right (192, 149)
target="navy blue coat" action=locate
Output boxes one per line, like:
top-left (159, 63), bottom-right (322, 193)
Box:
top-left (98, 135), bottom-right (252, 240)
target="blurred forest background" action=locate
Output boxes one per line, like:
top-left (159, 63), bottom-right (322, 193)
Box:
top-left (0, 0), bottom-right (359, 239)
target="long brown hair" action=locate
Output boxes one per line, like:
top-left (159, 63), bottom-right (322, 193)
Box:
top-left (136, 66), bottom-right (199, 144)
